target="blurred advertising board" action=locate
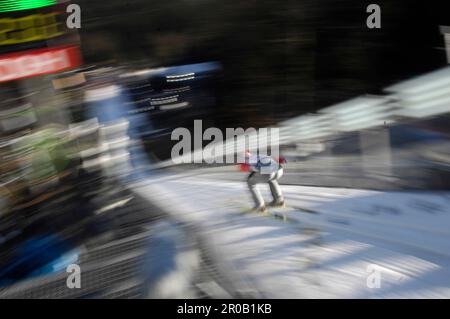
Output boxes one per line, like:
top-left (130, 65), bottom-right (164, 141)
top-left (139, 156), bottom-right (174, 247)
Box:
top-left (0, 0), bottom-right (57, 13)
top-left (0, 45), bottom-right (82, 82)
top-left (0, 1), bottom-right (80, 56)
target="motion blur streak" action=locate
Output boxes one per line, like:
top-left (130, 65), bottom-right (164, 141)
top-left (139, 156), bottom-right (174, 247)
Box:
top-left (0, 0), bottom-right (450, 299)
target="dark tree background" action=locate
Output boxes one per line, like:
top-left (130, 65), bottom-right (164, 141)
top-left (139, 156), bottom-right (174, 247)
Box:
top-left (76, 0), bottom-right (450, 129)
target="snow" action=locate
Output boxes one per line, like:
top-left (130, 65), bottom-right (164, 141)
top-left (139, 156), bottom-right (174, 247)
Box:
top-left (133, 173), bottom-right (450, 298)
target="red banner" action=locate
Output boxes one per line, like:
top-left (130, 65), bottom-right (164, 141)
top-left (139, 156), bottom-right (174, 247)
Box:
top-left (0, 45), bottom-right (82, 83)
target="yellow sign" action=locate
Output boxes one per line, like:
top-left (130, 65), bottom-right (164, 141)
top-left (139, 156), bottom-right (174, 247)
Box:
top-left (0, 13), bottom-right (64, 46)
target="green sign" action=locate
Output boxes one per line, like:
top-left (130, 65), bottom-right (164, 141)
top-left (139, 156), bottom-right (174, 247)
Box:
top-left (0, 0), bottom-right (56, 13)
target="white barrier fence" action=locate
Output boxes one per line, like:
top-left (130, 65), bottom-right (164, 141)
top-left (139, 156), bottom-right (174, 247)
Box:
top-left (156, 65), bottom-right (450, 167)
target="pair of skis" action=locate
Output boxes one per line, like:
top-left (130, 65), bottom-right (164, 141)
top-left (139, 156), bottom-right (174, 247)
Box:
top-left (239, 205), bottom-right (298, 224)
